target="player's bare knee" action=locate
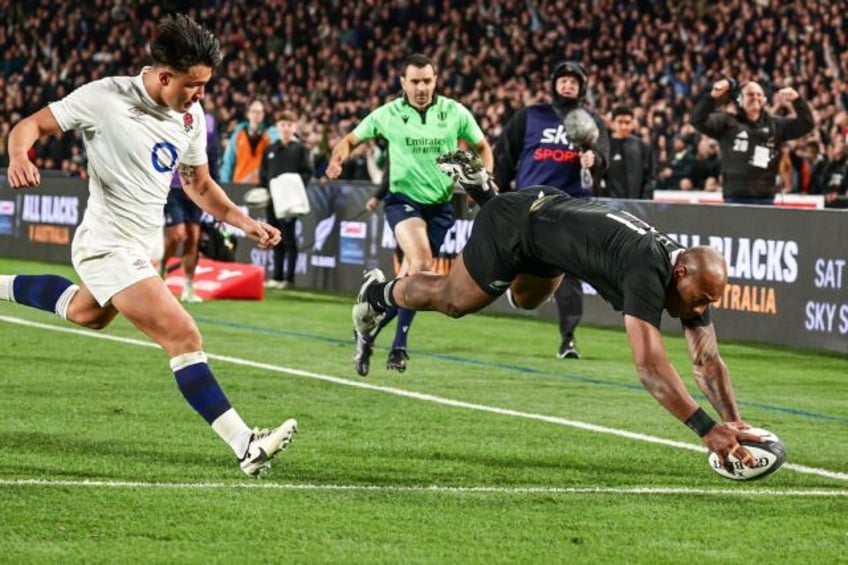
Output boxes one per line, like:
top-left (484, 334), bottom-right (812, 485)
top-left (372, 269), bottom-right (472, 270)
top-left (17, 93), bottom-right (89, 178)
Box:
top-left (441, 299), bottom-right (470, 319)
top-left (73, 311), bottom-right (115, 330)
top-left (170, 323), bottom-right (203, 352)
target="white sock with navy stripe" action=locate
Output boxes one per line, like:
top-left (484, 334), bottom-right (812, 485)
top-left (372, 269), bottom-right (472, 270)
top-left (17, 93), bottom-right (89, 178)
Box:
top-left (0, 275), bottom-right (13, 302)
top-left (170, 351), bottom-right (252, 457)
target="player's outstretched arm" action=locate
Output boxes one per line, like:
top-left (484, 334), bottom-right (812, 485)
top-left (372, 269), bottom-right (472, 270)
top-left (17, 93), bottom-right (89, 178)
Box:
top-left (683, 323), bottom-right (742, 423)
top-left (625, 315), bottom-right (759, 468)
top-left (624, 315), bottom-right (701, 422)
top-left (179, 163), bottom-right (280, 249)
top-left (7, 107), bottom-right (63, 188)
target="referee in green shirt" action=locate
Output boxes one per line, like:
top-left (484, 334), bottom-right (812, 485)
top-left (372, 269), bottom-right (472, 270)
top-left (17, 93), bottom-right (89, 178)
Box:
top-left (327, 53), bottom-right (494, 377)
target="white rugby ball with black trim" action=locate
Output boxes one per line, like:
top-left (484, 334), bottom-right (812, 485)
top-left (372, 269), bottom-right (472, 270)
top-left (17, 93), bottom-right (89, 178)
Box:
top-left (708, 427), bottom-right (786, 481)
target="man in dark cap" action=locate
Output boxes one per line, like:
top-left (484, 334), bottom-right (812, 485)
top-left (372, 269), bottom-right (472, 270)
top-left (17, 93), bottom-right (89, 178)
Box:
top-left (494, 60), bottom-right (610, 360)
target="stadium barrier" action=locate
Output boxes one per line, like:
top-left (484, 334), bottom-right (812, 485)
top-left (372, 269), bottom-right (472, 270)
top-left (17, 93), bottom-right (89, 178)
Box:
top-left (653, 190), bottom-right (825, 209)
top-left (0, 176), bottom-right (845, 354)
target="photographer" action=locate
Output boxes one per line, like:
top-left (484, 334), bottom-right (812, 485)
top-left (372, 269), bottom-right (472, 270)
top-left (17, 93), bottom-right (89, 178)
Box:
top-left (690, 79), bottom-right (814, 205)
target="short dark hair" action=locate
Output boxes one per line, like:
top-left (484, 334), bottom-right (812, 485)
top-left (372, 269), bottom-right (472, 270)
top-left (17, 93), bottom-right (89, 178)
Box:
top-left (149, 14), bottom-right (222, 72)
top-left (401, 53), bottom-right (434, 76)
top-left (275, 110), bottom-right (297, 122)
top-left (611, 105), bottom-right (634, 119)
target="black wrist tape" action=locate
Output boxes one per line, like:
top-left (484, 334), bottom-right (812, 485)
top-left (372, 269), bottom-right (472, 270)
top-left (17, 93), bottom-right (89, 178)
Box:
top-left (684, 407), bottom-right (717, 437)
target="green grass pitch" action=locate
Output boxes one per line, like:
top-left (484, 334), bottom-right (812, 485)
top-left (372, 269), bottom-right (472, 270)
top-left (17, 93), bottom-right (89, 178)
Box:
top-left (0, 258), bottom-right (845, 563)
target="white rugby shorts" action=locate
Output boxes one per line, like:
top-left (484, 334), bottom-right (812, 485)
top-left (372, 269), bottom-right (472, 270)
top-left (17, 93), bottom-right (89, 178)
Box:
top-left (71, 225), bottom-right (159, 306)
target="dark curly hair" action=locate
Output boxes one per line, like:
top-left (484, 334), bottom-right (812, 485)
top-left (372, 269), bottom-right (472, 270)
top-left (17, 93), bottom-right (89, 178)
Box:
top-left (149, 14), bottom-right (222, 72)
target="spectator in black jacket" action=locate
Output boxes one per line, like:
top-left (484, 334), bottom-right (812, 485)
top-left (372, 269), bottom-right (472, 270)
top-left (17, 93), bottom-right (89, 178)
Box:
top-left (494, 60), bottom-right (610, 360)
top-left (260, 110), bottom-right (314, 289)
top-left (691, 137), bottom-right (722, 191)
top-left (601, 105), bottom-right (655, 199)
top-left (658, 135), bottom-right (696, 191)
top-left (820, 135), bottom-right (848, 208)
top-left (691, 79), bottom-right (814, 205)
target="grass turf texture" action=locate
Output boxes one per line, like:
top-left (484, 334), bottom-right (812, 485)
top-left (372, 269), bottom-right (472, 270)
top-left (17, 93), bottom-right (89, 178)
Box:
top-left (1, 258), bottom-right (846, 563)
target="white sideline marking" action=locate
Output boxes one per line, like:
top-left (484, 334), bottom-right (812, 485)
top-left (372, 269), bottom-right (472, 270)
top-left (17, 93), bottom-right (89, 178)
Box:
top-left (2, 314), bottom-right (847, 484)
top-left (0, 479), bottom-right (846, 497)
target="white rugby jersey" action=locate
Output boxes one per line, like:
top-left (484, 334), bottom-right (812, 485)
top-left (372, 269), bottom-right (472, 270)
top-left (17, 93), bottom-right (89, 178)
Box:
top-left (49, 69), bottom-right (207, 245)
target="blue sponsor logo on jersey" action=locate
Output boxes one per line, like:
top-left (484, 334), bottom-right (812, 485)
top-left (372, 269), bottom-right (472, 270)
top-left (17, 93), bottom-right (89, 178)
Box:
top-left (151, 141), bottom-right (179, 173)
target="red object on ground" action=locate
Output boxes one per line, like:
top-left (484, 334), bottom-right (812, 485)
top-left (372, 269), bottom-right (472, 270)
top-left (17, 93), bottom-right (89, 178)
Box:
top-left (163, 258), bottom-right (265, 300)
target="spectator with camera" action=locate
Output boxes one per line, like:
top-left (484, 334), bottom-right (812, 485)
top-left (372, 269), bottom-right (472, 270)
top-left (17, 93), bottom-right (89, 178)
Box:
top-left (691, 79), bottom-right (814, 205)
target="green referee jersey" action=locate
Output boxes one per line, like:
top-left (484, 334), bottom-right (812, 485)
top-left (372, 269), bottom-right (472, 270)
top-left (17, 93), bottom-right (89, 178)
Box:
top-left (352, 95), bottom-right (486, 204)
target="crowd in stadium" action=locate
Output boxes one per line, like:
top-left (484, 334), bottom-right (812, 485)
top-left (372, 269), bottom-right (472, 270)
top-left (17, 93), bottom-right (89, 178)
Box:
top-left (1, 0), bottom-right (846, 197)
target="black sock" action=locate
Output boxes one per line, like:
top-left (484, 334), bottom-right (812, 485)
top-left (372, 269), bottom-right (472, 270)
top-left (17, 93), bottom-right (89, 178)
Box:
top-left (367, 280), bottom-right (397, 312)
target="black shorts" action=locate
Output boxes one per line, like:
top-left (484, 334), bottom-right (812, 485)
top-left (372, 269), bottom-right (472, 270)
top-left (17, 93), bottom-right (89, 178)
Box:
top-left (164, 188), bottom-right (202, 226)
top-left (462, 189), bottom-right (563, 296)
top-left (384, 192), bottom-right (454, 253)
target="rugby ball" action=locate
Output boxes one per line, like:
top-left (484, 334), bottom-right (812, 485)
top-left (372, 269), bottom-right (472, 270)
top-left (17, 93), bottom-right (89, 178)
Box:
top-left (708, 427), bottom-right (786, 481)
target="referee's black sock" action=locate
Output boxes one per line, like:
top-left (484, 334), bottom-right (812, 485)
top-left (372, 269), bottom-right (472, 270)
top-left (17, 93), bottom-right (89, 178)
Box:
top-left (367, 279), bottom-right (397, 313)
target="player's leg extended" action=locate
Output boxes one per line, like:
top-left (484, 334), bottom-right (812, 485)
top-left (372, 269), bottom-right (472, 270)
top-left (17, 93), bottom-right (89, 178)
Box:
top-left (509, 273), bottom-right (564, 310)
top-left (112, 277), bottom-right (295, 476)
top-left (359, 252), bottom-right (496, 319)
top-left (0, 274), bottom-right (119, 329)
top-left (374, 253), bottom-right (407, 336)
top-left (354, 253), bottom-right (404, 377)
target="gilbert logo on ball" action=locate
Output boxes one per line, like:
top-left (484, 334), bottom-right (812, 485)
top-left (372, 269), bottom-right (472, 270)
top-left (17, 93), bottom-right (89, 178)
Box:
top-left (708, 427), bottom-right (786, 481)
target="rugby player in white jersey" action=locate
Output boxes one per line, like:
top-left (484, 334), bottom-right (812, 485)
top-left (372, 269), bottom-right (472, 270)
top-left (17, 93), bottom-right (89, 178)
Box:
top-left (1, 14), bottom-right (296, 477)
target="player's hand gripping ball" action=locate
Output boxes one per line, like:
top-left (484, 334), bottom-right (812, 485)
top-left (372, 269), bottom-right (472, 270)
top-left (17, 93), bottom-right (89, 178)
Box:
top-left (708, 427), bottom-right (786, 481)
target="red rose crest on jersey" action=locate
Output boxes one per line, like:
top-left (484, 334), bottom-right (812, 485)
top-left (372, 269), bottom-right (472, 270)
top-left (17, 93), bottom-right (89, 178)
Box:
top-left (183, 112), bottom-right (194, 133)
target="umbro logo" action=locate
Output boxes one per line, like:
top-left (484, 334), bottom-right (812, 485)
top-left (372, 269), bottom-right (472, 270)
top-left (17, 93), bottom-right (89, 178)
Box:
top-left (129, 106), bottom-right (146, 120)
top-left (401, 115), bottom-right (409, 124)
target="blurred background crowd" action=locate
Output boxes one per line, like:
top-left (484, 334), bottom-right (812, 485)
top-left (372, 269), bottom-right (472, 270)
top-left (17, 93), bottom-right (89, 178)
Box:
top-left (2, 0), bottom-right (846, 197)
